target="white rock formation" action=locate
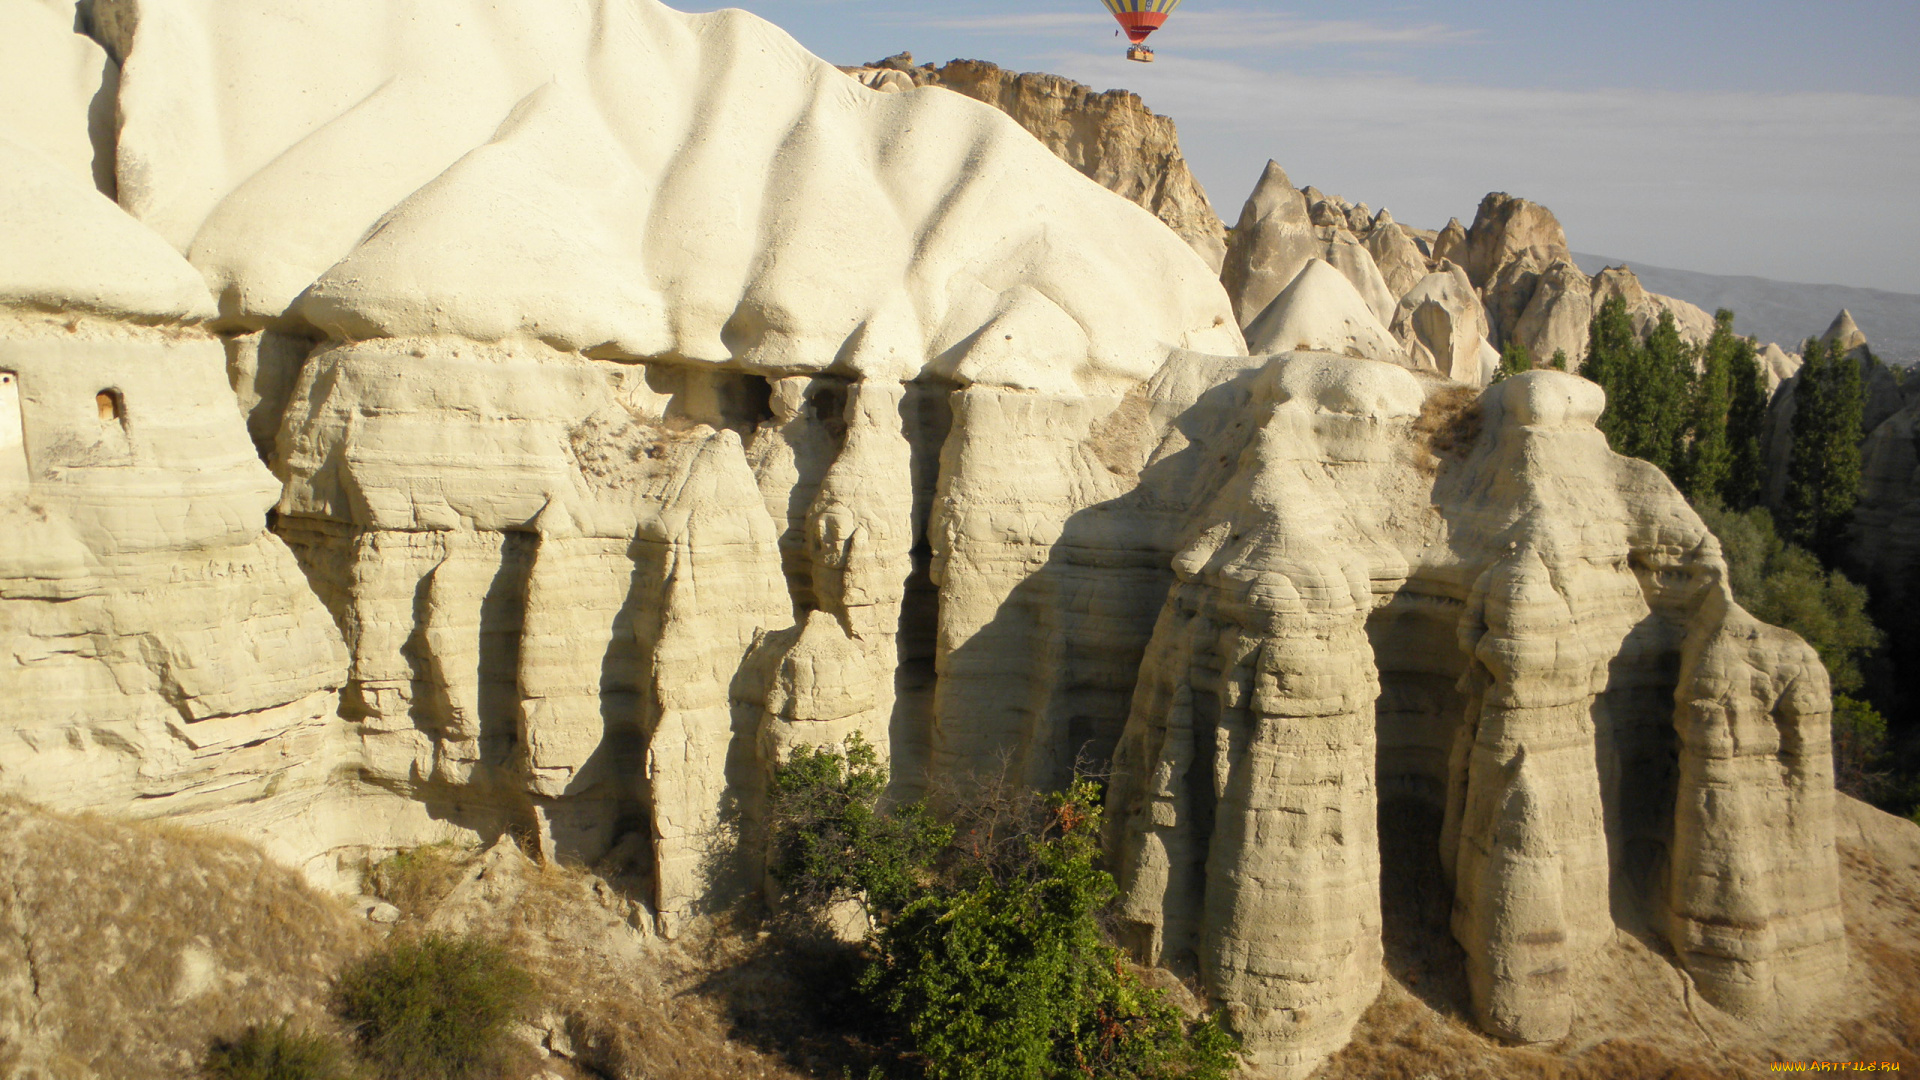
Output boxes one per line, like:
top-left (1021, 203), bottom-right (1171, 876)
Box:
top-left (845, 56), bottom-right (1232, 271)
top-left (1106, 365), bottom-right (1847, 1070)
top-left (1362, 209), bottom-right (1431, 300)
top-left (0, 2), bottom-right (355, 875)
top-left (76, 0), bottom-right (1237, 931)
top-left (1391, 263), bottom-right (1501, 384)
top-left (1222, 162), bottom-right (1398, 330)
top-left (1244, 259), bottom-right (1407, 365)
top-left (1757, 342), bottom-right (1804, 393)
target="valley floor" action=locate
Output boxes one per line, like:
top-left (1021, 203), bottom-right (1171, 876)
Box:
top-left (2, 795), bottom-right (1914, 1079)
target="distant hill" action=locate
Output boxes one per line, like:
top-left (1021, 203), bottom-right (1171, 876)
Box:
top-left (1572, 254), bottom-right (1920, 364)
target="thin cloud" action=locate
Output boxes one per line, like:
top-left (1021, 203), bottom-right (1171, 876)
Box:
top-left (1163, 11), bottom-right (1476, 49)
top-left (897, 8), bottom-right (1475, 51)
top-left (1041, 50), bottom-right (1920, 290)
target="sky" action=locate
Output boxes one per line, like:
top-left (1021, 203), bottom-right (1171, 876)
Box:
top-left (687, 0), bottom-right (1920, 293)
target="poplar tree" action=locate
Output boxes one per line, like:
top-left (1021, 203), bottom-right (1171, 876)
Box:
top-left (1781, 337), bottom-right (1865, 562)
top-left (1582, 301), bottom-right (1695, 476)
top-left (1680, 310), bottom-right (1737, 503)
top-left (1721, 330), bottom-right (1769, 510)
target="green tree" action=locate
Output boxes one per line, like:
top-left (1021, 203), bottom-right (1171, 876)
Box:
top-left (1831, 695), bottom-right (1895, 804)
top-left (767, 752), bottom-right (1238, 1080)
top-left (1549, 349), bottom-right (1569, 372)
top-left (1697, 501), bottom-right (1881, 694)
top-left (861, 782), bottom-right (1237, 1080)
top-left (1721, 328), bottom-right (1769, 510)
top-left (1492, 339), bottom-right (1532, 383)
top-left (1581, 300), bottom-right (1696, 475)
top-left (1781, 337), bottom-right (1864, 562)
top-left (1579, 294), bottom-right (1636, 390)
top-left (1679, 310), bottom-right (1737, 502)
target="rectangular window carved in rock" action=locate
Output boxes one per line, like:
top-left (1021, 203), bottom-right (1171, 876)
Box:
top-left (0, 371), bottom-right (25, 490)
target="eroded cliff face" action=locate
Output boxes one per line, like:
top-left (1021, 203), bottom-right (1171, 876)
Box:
top-left (1096, 362), bottom-right (1845, 1069)
top-left (76, 0), bottom-right (1240, 933)
top-left (0, 5), bottom-right (355, 872)
top-left (0, 0), bottom-right (1860, 1075)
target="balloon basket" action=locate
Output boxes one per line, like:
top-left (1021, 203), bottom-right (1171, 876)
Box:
top-left (1125, 44), bottom-right (1155, 63)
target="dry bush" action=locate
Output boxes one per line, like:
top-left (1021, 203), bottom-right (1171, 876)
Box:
top-left (376, 837), bottom-right (836, 1080)
top-left (0, 799), bottom-right (368, 1080)
top-left (337, 934), bottom-right (535, 1080)
top-left (202, 1023), bottom-right (353, 1080)
top-left (364, 840), bottom-right (474, 919)
top-left (1410, 383), bottom-right (1484, 471)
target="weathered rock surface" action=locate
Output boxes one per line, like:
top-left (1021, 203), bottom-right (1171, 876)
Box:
top-left (1244, 259), bottom-right (1406, 364)
top-left (1758, 342), bottom-right (1804, 393)
top-left (1391, 263), bottom-right (1501, 384)
top-left (1590, 264), bottom-right (1718, 344)
top-left (1362, 209), bottom-right (1431, 300)
top-left (0, 5), bottom-right (360, 877)
top-left (81, 0), bottom-right (1236, 931)
top-left (1221, 161), bottom-right (1398, 330)
top-left (842, 54), bottom-right (1229, 270)
top-left (1461, 193), bottom-right (1575, 291)
top-left (1399, 193), bottom-right (1720, 367)
top-left (0, 3), bottom-right (1866, 1076)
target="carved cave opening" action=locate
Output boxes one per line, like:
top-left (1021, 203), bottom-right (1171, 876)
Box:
top-left (889, 378), bottom-right (954, 798)
top-left (1368, 585), bottom-right (1474, 1005)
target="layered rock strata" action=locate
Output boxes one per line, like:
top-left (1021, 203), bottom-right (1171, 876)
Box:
top-left (0, 5), bottom-right (352, 872)
top-left (80, 0), bottom-right (1238, 926)
top-left (1105, 365), bottom-right (1847, 1071)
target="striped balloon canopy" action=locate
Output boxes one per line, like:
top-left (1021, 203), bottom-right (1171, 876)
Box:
top-left (1100, 0), bottom-right (1182, 44)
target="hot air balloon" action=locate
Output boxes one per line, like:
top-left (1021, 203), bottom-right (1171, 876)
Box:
top-left (1101, 0), bottom-right (1182, 63)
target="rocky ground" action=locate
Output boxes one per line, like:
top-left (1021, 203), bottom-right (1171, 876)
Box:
top-left (3, 794), bottom-right (1914, 1079)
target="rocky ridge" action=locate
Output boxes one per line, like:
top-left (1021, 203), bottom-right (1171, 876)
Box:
top-left (907, 62), bottom-right (1920, 612)
top-left (844, 53), bottom-right (1230, 270)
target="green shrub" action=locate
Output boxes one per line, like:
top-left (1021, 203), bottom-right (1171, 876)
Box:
top-left (203, 1023), bottom-right (352, 1080)
top-left (335, 935), bottom-right (533, 1080)
top-left (769, 746), bottom-right (1242, 1080)
top-left (768, 733), bottom-right (951, 916)
top-left (861, 781), bottom-right (1237, 1080)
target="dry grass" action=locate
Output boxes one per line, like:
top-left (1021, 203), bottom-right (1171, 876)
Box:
top-left (366, 837), bottom-right (872, 1080)
top-left (1320, 802), bottom-right (1920, 1079)
top-left (1410, 382), bottom-right (1484, 471)
top-left (363, 840), bottom-right (473, 920)
top-left (0, 798), bottom-right (369, 1080)
top-left (1829, 841), bottom-right (1920, 1067)
top-left (1318, 980), bottom-right (1740, 1080)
